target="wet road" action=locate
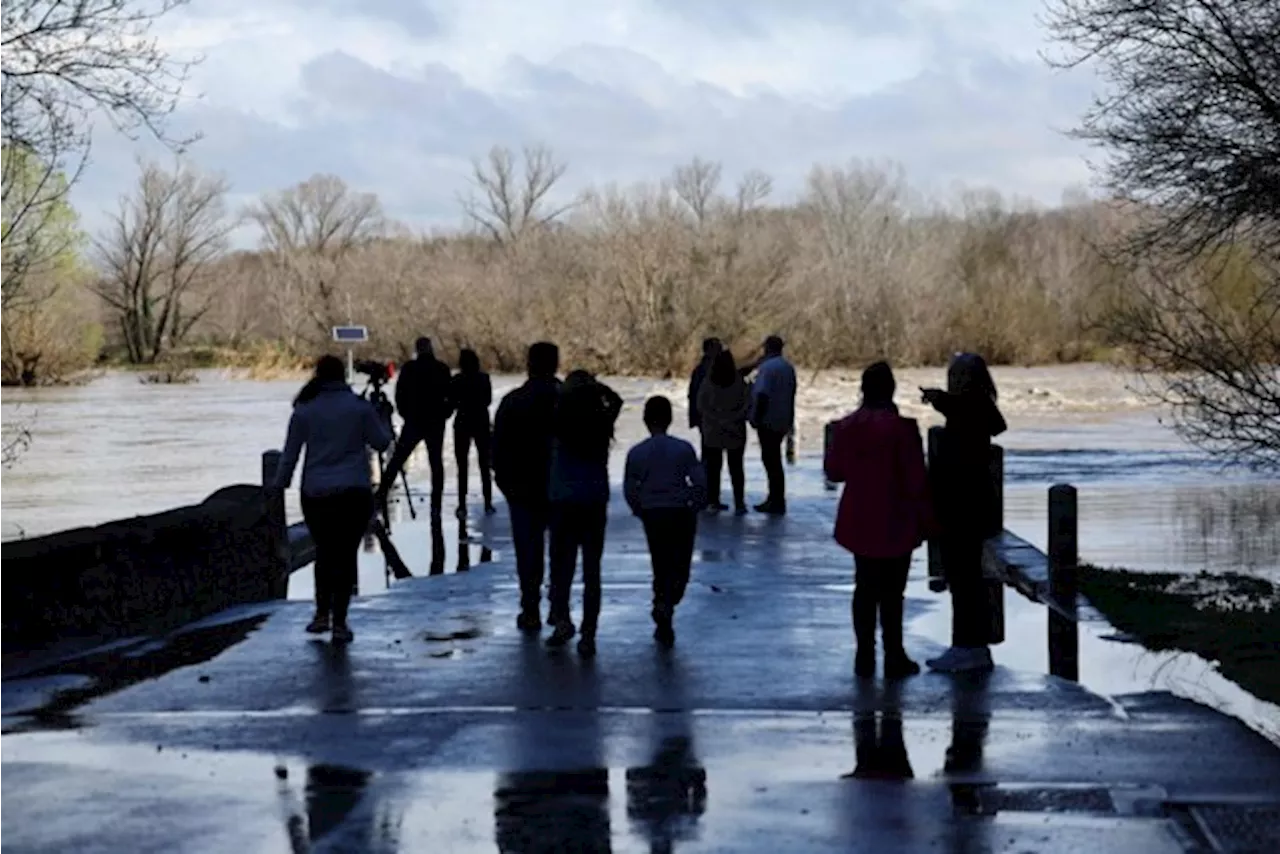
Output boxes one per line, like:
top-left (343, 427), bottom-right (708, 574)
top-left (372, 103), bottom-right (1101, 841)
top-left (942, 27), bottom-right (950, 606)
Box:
top-left (4, 467), bottom-right (1280, 852)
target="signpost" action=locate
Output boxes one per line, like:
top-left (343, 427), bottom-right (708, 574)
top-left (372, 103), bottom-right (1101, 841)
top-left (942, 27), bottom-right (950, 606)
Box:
top-left (332, 325), bottom-right (368, 383)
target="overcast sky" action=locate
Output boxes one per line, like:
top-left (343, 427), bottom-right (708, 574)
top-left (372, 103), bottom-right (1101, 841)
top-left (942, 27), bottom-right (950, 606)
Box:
top-left (76, 0), bottom-right (1100, 241)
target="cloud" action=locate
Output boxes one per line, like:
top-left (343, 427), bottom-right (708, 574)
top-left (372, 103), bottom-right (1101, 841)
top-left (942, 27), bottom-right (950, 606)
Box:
top-left (70, 0), bottom-right (1099, 245)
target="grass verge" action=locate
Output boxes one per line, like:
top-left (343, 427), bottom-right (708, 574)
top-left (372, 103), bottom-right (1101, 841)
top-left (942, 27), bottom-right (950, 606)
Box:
top-left (1079, 565), bottom-right (1280, 706)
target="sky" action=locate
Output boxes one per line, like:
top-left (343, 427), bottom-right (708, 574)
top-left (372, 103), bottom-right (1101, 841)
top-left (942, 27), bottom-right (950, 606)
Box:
top-left (76, 0), bottom-right (1101, 242)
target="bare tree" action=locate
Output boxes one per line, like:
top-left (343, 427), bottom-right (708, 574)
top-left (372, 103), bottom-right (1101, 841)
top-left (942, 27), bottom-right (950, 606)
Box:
top-left (461, 144), bottom-right (571, 244)
top-left (248, 174), bottom-right (383, 341)
top-left (2, 0), bottom-right (197, 310)
top-left (1045, 0), bottom-right (1280, 467)
top-left (672, 157), bottom-right (722, 225)
top-left (93, 160), bottom-right (232, 363)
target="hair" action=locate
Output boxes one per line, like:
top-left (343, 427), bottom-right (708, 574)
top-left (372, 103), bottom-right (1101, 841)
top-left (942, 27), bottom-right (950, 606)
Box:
top-left (947, 352), bottom-right (998, 400)
top-left (643, 395), bottom-right (673, 430)
top-left (415, 337), bottom-right (432, 357)
top-left (702, 337), bottom-right (722, 356)
top-left (458, 348), bottom-right (480, 374)
top-left (710, 348), bottom-right (738, 387)
top-left (860, 361), bottom-right (896, 407)
top-left (555, 369), bottom-right (615, 459)
top-left (764, 335), bottom-right (784, 355)
top-left (527, 341), bottom-right (559, 379)
top-left (294, 354), bottom-right (346, 406)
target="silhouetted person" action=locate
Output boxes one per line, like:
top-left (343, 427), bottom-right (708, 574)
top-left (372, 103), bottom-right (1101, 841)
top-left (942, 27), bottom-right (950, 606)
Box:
top-left (272, 355), bottom-right (390, 644)
top-left (451, 347), bottom-right (495, 518)
top-left (379, 336), bottom-right (454, 516)
top-left (922, 352), bottom-right (1007, 673)
top-left (624, 396), bottom-right (707, 648)
top-left (696, 349), bottom-right (751, 515)
top-left (825, 362), bottom-right (932, 679)
top-left (749, 335), bottom-right (797, 515)
top-left (546, 370), bottom-right (624, 657)
top-left (493, 342), bottom-right (562, 633)
top-left (687, 337), bottom-right (721, 436)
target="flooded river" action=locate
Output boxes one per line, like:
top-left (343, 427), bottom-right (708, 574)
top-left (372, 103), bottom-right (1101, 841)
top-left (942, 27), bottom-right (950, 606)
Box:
top-left (2, 366), bottom-right (1277, 582)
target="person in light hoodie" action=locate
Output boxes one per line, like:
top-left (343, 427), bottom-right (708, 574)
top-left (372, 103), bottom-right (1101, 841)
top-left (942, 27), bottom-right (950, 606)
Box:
top-left (272, 354), bottom-right (392, 644)
top-left (824, 361), bottom-right (934, 679)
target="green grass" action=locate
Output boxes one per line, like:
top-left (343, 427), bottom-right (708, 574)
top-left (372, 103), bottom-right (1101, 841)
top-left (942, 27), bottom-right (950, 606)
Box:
top-left (1080, 565), bottom-right (1280, 706)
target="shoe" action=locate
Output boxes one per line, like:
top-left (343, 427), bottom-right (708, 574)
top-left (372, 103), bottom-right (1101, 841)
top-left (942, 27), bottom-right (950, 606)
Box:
top-left (546, 621), bottom-right (576, 647)
top-left (516, 612), bottom-right (542, 633)
top-left (855, 651), bottom-right (876, 679)
top-left (927, 647), bottom-right (992, 673)
top-left (884, 656), bottom-right (921, 679)
top-left (734, 504), bottom-right (748, 516)
top-left (305, 614), bottom-right (330, 634)
top-left (754, 501), bottom-right (786, 516)
top-left (713, 502), bottom-right (729, 512)
top-left (331, 625), bottom-right (354, 644)
top-left (577, 636), bottom-right (596, 657)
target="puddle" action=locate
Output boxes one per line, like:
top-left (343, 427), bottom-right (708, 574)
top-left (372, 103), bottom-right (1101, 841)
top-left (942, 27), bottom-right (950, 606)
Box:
top-left (421, 615), bottom-right (486, 643)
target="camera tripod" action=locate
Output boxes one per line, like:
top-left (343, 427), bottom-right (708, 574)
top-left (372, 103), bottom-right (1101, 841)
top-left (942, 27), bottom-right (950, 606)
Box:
top-left (361, 379), bottom-right (416, 526)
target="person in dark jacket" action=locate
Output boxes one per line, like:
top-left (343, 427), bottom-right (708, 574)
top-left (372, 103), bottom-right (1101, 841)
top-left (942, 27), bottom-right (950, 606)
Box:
top-left (825, 362), bottom-right (933, 679)
top-left (272, 355), bottom-right (392, 644)
top-left (696, 349), bottom-right (751, 514)
top-left (920, 352), bottom-right (1007, 674)
top-left (492, 341), bottom-right (561, 633)
top-left (687, 337), bottom-right (721, 432)
top-left (451, 348), bottom-right (495, 518)
top-left (379, 337), bottom-right (454, 515)
top-left (545, 369), bottom-right (624, 657)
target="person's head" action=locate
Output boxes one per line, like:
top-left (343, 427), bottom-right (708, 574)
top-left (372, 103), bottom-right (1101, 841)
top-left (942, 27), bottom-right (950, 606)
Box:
top-left (947, 352), bottom-right (997, 400)
top-left (860, 361), bottom-right (896, 408)
top-left (415, 337), bottom-right (434, 359)
top-left (555, 369), bottom-right (615, 457)
top-left (710, 348), bottom-right (738, 387)
top-left (702, 337), bottom-right (722, 359)
top-left (527, 341), bottom-right (559, 380)
top-left (458, 348), bottom-right (480, 374)
top-left (643, 395), bottom-right (673, 434)
top-left (763, 335), bottom-right (784, 357)
top-left (294, 354), bottom-right (346, 406)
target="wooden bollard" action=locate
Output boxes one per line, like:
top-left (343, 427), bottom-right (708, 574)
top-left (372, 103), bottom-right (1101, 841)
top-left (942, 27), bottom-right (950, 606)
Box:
top-left (1048, 484), bottom-right (1079, 681)
top-left (261, 450), bottom-right (289, 597)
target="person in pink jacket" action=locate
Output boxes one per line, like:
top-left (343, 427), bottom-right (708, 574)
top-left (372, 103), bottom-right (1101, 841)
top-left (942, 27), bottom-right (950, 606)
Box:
top-left (824, 361), bottom-right (934, 679)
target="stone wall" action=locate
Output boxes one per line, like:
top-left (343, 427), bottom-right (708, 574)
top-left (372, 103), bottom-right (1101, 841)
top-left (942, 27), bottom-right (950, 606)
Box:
top-left (1, 485), bottom-right (286, 652)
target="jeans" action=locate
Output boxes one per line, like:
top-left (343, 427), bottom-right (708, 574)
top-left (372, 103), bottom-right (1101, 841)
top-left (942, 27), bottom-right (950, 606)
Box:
top-left (756, 427), bottom-right (786, 506)
top-left (454, 421), bottom-right (493, 508)
top-left (548, 501), bottom-right (608, 637)
top-left (509, 501), bottom-right (550, 618)
top-left (640, 508), bottom-right (697, 613)
top-left (382, 418), bottom-right (446, 513)
top-left (301, 488), bottom-right (374, 626)
top-left (941, 536), bottom-right (990, 647)
top-left (702, 445), bottom-right (745, 509)
top-left (852, 554), bottom-right (912, 661)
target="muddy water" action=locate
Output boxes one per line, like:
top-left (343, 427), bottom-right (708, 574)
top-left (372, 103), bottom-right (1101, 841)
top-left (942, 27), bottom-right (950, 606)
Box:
top-left (2, 367), bottom-right (1277, 582)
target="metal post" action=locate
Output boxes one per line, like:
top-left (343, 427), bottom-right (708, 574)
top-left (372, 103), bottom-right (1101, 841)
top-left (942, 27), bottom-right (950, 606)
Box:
top-left (926, 426), bottom-right (946, 592)
top-left (823, 421), bottom-right (837, 491)
top-left (1048, 484), bottom-right (1079, 681)
top-left (261, 450), bottom-right (289, 597)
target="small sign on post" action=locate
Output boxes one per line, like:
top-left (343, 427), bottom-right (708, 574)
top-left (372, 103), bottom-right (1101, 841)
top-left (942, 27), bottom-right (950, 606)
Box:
top-left (332, 326), bottom-right (369, 384)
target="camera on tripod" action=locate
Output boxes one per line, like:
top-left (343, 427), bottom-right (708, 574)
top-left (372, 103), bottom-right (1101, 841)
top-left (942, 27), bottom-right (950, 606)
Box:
top-left (354, 359), bottom-right (392, 387)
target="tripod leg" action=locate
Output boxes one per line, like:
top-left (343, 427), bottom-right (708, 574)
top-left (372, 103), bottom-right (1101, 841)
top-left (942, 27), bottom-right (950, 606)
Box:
top-left (400, 469), bottom-right (417, 520)
top-left (375, 450), bottom-right (392, 533)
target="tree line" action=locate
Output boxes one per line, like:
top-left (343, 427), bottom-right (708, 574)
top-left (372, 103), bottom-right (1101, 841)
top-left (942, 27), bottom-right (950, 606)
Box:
top-left (5, 148), bottom-right (1143, 382)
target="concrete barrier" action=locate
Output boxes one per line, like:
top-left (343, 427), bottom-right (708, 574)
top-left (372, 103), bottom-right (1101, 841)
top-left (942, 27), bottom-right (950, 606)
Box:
top-left (1, 485), bottom-right (282, 652)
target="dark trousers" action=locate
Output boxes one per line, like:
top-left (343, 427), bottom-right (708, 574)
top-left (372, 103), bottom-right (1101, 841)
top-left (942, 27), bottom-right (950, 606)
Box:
top-left (757, 427), bottom-right (786, 505)
top-left (509, 501), bottom-right (550, 617)
top-left (454, 422), bottom-right (493, 508)
top-left (852, 554), bottom-right (912, 660)
top-left (702, 445), bottom-right (745, 509)
top-left (382, 418), bottom-right (446, 512)
top-left (941, 536), bottom-right (990, 647)
top-left (301, 488), bottom-right (373, 626)
top-left (640, 508), bottom-right (697, 614)
top-left (548, 501), bottom-right (607, 637)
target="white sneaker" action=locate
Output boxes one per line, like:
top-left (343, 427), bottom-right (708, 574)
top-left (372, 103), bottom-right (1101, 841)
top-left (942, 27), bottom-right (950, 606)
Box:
top-left (928, 647), bottom-right (993, 673)
top-left (926, 646), bottom-right (965, 671)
